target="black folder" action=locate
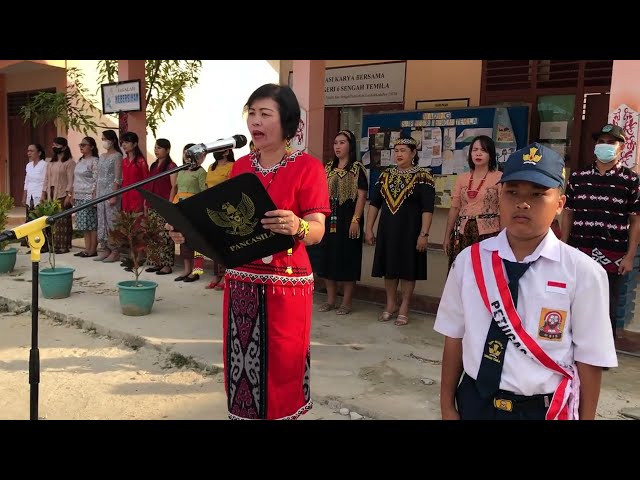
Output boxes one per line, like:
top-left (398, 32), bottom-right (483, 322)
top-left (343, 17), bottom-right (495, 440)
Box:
top-left (138, 173), bottom-right (295, 268)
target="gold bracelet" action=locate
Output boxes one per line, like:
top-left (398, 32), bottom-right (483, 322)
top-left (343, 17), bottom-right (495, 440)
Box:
top-left (296, 217), bottom-right (310, 240)
top-left (351, 215), bottom-right (361, 224)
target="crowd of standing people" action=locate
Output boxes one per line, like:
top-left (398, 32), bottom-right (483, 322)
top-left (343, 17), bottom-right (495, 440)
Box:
top-left (21, 130), bottom-right (235, 286)
top-left (19, 77), bottom-right (634, 421)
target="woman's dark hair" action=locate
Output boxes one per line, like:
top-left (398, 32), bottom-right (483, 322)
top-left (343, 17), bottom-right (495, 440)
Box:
top-left (121, 131), bottom-right (145, 165)
top-left (411, 147), bottom-right (419, 166)
top-left (151, 138), bottom-right (174, 173)
top-left (211, 139), bottom-right (235, 171)
top-left (330, 129), bottom-right (357, 169)
top-left (82, 136), bottom-right (99, 158)
top-left (182, 143), bottom-right (201, 169)
top-left (244, 83), bottom-right (301, 141)
top-left (30, 143), bottom-right (46, 160)
top-left (51, 136), bottom-right (72, 162)
top-left (467, 135), bottom-right (497, 171)
top-left (102, 129), bottom-right (123, 155)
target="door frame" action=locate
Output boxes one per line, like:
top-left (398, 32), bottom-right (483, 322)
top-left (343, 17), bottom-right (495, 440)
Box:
top-left (7, 89), bottom-right (57, 205)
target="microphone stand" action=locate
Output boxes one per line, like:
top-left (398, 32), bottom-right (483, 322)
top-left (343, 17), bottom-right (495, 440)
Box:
top-left (0, 160), bottom-right (200, 420)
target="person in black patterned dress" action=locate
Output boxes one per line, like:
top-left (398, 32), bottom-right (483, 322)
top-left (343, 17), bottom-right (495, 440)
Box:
top-left (314, 129), bottom-right (368, 315)
top-left (365, 135), bottom-right (435, 326)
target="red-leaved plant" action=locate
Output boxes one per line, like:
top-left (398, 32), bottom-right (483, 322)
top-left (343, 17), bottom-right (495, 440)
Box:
top-left (108, 211), bottom-right (164, 286)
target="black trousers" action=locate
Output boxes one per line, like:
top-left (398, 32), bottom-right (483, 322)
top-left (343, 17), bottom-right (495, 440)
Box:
top-left (607, 273), bottom-right (624, 338)
top-left (455, 373), bottom-right (550, 420)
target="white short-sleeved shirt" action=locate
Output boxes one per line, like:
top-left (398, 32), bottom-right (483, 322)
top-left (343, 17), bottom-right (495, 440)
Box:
top-left (434, 228), bottom-right (618, 396)
top-left (24, 160), bottom-right (47, 205)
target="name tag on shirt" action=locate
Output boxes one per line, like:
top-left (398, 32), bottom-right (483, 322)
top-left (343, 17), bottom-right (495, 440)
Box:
top-left (546, 281), bottom-right (567, 294)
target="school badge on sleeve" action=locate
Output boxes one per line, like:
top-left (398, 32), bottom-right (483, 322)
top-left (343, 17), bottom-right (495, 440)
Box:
top-left (538, 308), bottom-right (567, 341)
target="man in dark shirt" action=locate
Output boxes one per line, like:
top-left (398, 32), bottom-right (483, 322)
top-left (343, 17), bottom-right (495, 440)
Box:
top-left (561, 123), bottom-right (640, 340)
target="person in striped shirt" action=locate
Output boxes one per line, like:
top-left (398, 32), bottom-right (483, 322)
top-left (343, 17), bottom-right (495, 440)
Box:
top-left (561, 123), bottom-right (640, 340)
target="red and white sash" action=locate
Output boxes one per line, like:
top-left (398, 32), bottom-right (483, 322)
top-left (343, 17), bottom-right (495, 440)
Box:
top-left (470, 243), bottom-right (580, 420)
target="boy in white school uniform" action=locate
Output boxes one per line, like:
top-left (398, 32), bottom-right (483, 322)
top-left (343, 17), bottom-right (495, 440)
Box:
top-left (433, 143), bottom-right (618, 420)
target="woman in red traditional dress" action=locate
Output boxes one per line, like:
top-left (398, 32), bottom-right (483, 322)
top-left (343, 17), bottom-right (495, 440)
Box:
top-left (167, 83), bottom-right (330, 419)
top-left (144, 138), bottom-right (178, 275)
top-left (120, 131), bottom-right (149, 213)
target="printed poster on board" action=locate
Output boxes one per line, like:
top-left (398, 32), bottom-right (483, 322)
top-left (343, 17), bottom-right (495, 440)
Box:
top-left (493, 107), bottom-right (517, 167)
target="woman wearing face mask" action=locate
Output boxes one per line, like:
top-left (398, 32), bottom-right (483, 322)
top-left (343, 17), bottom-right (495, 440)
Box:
top-left (202, 145), bottom-right (235, 290)
top-left (41, 137), bottom-right (75, 254)
top-left (562, 123), bottom-right (640, 343)
top-left (94, 130), bottom-right (124, 263)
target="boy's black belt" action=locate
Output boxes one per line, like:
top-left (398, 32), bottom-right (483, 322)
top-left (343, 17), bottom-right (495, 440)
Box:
top-left (492, 391), bottom-right (552, 413)
top-left (465, 373), bottom-right (552, 413)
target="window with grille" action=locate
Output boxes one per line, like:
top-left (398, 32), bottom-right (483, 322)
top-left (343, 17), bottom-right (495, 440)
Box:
top-left (484, 60), bottom-right (612, 92)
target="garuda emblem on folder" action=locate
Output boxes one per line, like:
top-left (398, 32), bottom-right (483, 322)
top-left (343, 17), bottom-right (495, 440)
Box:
top-left (207, 193), bottom-right (259, 236)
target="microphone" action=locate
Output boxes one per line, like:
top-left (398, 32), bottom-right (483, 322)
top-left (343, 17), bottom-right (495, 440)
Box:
top-left (186, 135), bottom-right (248, 168)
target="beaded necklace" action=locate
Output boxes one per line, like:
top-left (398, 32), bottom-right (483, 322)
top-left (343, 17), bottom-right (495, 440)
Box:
top-left (467, 169), bottom-right (489, 199)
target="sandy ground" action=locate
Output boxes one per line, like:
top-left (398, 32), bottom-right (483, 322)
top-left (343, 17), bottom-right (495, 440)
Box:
top-left (0, 311), bottom-right (349, 420)
top-left (0, 294), bottom-right (638, 420)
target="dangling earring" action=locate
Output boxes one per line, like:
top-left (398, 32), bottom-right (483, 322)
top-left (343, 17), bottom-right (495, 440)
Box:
top-left (285, 138), bottom-right (292, 154)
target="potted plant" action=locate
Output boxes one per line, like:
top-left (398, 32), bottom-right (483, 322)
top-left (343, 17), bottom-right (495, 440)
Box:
top-left (29, 199), bottom-right (75, 299)
top-left (109, 210), bottom-right (164, 316)
top-left (0, 192), bottom-right (17, 273)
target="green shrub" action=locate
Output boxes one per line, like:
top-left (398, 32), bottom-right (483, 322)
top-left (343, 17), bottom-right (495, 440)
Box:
top-left (0, 193), bottom-right (15, 251)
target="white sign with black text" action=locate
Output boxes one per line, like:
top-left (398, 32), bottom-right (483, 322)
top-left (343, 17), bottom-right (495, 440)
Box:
top-left (101, 80), bottom-right (142, 114)
top-left (324, 62), bottom-right (406, 106)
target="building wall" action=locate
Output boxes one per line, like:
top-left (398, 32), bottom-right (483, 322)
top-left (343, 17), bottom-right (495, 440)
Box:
top-left (280, 60), bottom-right (483, 302)
top-left (4, 59), bottom-right (481, 307)
top-left (1, 63), bottom-right (68, 192)
top-left (64, 60), bottom-right (279, 169)
top-left (65, 60), bottom-right (118, 160)
top-left (281, 60), bottom-right (482, 108)
top-left (5, 68), bottom-right (66, 93)
top-left (150, 60), bottom-right (279, 170)
top-left (1, 59), bottom-right (280, 203)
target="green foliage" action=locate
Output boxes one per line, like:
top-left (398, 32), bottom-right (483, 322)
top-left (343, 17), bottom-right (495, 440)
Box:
top-left (29, 199), bottom-right (62, 268)
top-left (0, 192), bottom-right (15, 251)
top-left (19, 60), bottom-right (202, 138)
top-left (108, 211), bottom-right (165, 286)
top-left (19, 68), bottom-right (110, 136)
top-left (97, 60), bottom-right (202, 136)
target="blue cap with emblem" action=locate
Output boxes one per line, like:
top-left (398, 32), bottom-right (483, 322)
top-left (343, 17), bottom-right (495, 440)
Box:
top-left (499, 142), bottom-right (565, 189)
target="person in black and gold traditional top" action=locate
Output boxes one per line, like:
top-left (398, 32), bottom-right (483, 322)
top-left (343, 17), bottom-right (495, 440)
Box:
top-left (313, 129), bottom-right (368, 315)
top-left (365, 135), bottom-right (435, 326)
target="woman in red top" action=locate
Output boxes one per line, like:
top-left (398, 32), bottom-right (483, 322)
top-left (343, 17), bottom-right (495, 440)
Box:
top-left (120, 131), bottom-right (149, 213)
top-left (168, 83), bottom-right (330, 419)
top-left (144, 138), bottom-right (178, 275)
